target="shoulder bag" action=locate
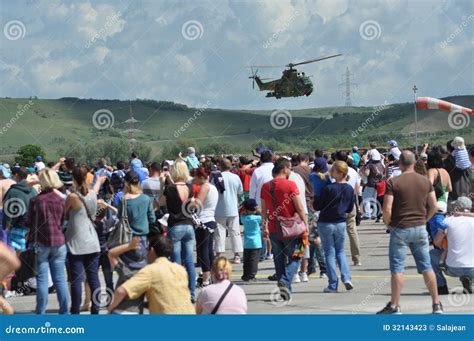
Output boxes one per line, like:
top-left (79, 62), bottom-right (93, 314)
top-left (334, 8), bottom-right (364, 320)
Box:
top-left (107, 195), bottom-right (133, 249)
top-left (269, 180), bottom-right (306, 241)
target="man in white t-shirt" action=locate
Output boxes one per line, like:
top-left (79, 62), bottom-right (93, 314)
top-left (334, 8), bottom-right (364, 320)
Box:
top-left (215, 158), bottom-right (244, 264)
top-left (430, 196), bottom-right (474, 294)
top-left (335, 151), bottom-right (362, 266)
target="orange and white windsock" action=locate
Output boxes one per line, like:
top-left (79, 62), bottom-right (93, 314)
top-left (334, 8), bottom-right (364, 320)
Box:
top-left (416, 97), bottom-right (472, 115)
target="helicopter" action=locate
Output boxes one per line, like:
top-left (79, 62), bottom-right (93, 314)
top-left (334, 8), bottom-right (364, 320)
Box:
top-left (246, 54), bottom-right (342, 99)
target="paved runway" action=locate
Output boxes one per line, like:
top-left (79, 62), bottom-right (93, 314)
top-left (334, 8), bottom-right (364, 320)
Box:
top-left (9, 221), bottom-right (473, 314)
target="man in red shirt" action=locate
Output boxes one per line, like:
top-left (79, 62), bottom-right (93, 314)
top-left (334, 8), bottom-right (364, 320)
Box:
top-left (261, 158), bottom-right (307, 300)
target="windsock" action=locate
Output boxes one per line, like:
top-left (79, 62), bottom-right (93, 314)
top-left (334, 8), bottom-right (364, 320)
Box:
top-left (416, 97), bottom-right (472, 115)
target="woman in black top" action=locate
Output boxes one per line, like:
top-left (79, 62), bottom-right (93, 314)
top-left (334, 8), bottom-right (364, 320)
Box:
top-left (159, 159), bottom-right (196, 301)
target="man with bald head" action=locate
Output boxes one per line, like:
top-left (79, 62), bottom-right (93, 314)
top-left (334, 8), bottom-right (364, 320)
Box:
top-left (378, 151), bottom-right (443, 314)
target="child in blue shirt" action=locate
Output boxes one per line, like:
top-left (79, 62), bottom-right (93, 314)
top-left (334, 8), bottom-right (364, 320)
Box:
top-left (240, 198), bottom-right (262, 281)
top-left (427, 201), bottom-right (448, 270)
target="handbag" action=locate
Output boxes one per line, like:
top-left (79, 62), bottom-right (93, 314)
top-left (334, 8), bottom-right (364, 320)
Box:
top-left (269, 180), bottom-right (307, 241)
top-left (15, 200), bottom-right (39, 282)
top-left (107, 196), bottom-right (133, 249)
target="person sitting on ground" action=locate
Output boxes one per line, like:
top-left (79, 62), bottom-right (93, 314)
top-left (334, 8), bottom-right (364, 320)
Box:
top-left (108, 235), bottom-right (195, 314)
top-left (196, 257), bottom-right (247, 314)
top-left (430, 196), bottom-right (474, 295)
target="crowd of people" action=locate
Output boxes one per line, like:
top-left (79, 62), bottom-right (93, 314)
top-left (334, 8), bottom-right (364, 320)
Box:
top-left (0, 137), bottom-right (472, 315)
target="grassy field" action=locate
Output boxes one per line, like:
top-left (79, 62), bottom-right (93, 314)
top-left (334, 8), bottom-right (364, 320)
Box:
top-left (0, 95), bottom-right (472, 162)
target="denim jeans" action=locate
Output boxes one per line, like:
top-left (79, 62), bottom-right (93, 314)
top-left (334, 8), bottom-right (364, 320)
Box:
top-left (308, 240), bottom-right (327, 275)
top-left (429, 248), bottom-right (474, 287)
top-left (167, 224), bottom-right (196, 299)
top-left (36, 244), bottom-right (69, 314)
top-left (67, 252), bottom-right (100, 314)
top-left (362, 186), bottom-right (377, 218)
top-left (388, 226), bottom-right (432, 274)
top-left (318, 222), bottom-right (351, 290)
top-left (269, 233), bottom-right (301, 293)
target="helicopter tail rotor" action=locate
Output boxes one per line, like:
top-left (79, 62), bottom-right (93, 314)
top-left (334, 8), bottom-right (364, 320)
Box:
top-left (248, 68), bottom-right (259, 89)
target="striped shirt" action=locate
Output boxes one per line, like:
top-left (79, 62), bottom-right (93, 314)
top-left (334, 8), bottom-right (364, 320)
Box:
top-left (453, 148), bottom-right (471, 170)
top-left (387, 164), bottom-right (401, 178)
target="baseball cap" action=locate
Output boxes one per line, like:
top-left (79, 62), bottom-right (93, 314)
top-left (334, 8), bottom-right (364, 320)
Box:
top-left (352, 146), bottom-right (358, 152)
top-left (313, 157), bottom-right (328, 173)
top-left (36, 155), bottom-right (43, 162)
top-left (387, 140), bottom-right (398, 147)
top-left (187, 147), bottom-right (195, 155)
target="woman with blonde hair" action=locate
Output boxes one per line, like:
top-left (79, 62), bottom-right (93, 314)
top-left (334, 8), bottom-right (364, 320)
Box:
top-left (160, 159), bottom-right (196, 301)
top-left (27, 168), bottom-right (69, 314)
top-left (314, 161), bottom-right (355, 293)
top-left (196, 257), bottom-right (247, 314)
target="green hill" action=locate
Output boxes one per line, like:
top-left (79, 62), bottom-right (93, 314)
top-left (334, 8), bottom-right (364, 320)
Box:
top-left (0, 95), bottom-right (472, 163)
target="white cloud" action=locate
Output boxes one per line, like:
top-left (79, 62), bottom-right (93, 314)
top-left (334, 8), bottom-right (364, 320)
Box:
top-left (0, 0), bottom-right (471, 109)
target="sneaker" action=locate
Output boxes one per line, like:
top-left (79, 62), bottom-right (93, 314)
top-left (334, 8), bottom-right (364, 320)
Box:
top-left (323, 287), bottom-right (337, 293)
top-left (293, 273), bottom-right (301, 283)
top-left (265, 253), bottom-right (273, 260)
top-left (268, 273), bottom-right (278, 281)
top-left (231, 255), bottom-right (241, 264)
top-left (377, 302), bottom-right (402, 314)
top-left (353, 261), bottom-right (362, 266)
top-left (241, 276), bottom-right (257, 282)
top-left (432, 302), bottom-right (444, 314)
top-left (460, 276), bottom-right (472, 294)
top-left (320, 273), bottom-right (328, 279)
top-left (197, 281), bottom-right (210, 288)
top-left (299, 272), bottom-right (309, 282)
top-left (344, 281), bottom-right (354, 291)
top-left (375, 218), bottom-right (381, 223)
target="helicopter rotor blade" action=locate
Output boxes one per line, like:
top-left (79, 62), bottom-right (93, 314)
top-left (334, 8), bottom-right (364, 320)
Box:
top-left (244, 65), bottom-right (285, 68)
top-left (286, 54), bottom-right (343, 68)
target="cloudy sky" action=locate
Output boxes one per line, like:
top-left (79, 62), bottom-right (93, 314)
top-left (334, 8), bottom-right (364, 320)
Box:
top-left (0, 0), bottom-right (472, 110)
